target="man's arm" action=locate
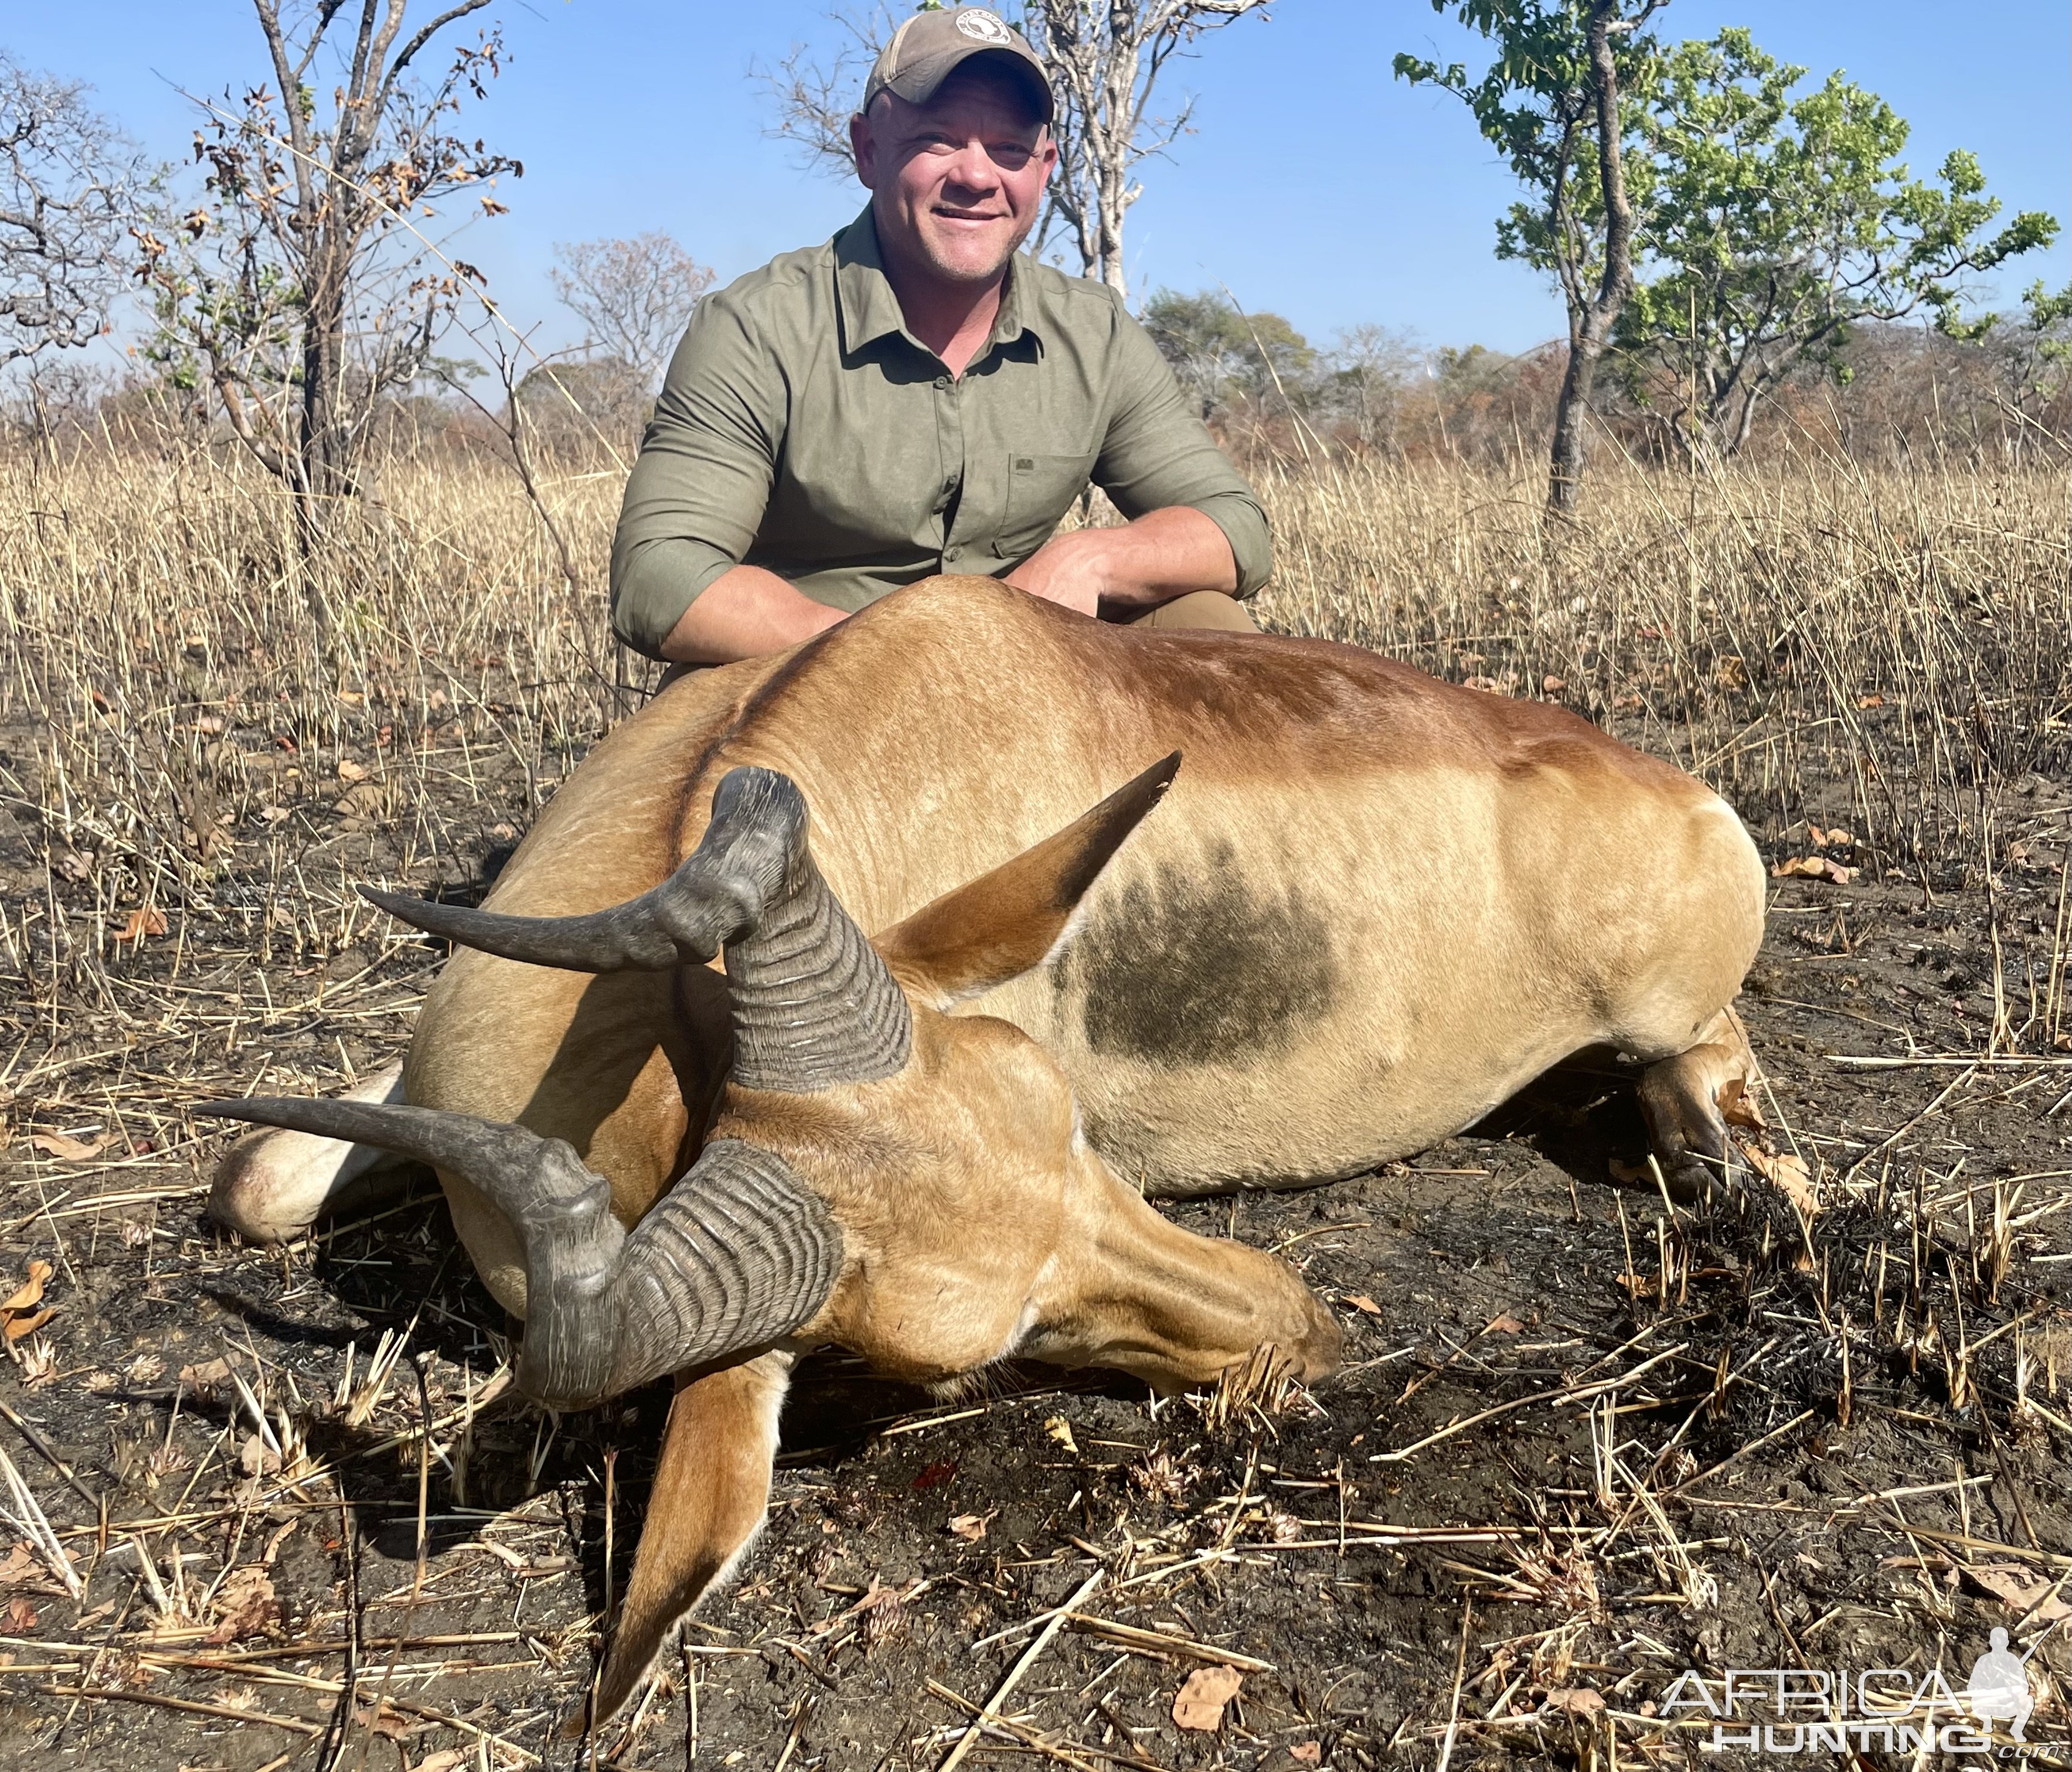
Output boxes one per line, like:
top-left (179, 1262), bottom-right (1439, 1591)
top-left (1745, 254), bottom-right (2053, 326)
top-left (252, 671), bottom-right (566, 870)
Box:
top-left (656, 564), bottom-right (846, 664)
top-left (1001, 505), bottom-right (1234, 618)
top-left (1002, 295), bottom-right (1271, 617)
top-left (613, 293), bottom-right (834, 663)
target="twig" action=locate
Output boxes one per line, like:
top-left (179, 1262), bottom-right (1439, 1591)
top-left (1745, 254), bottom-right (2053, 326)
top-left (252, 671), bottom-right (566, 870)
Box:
top-left (938, 1567), bottom-right (1103, 1772)
top-left (1369, 1343), bottom-right (1688, 1464)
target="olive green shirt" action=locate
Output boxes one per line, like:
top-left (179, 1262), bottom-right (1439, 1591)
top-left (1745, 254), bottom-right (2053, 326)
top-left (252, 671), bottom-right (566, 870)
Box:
top-left (608, 205), bottom-right (1272, 659)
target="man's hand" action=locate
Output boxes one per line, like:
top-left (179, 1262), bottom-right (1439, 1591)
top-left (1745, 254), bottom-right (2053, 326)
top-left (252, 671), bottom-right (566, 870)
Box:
top-left (1002, 505), bottom-right (1239, 619)
top-left (659, 565), bottom-right (848, 666)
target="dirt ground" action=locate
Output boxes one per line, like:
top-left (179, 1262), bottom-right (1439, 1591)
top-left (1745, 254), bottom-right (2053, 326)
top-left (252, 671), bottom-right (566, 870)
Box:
top-left (0, 692), bottom-right (2066, 1771)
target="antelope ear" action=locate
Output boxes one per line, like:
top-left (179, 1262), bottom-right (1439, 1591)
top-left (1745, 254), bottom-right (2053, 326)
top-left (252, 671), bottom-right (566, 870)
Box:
top-left (570, 1351), bottom-right (792, 1735)
top-left (876, 752), bottom-right (1179, 1008)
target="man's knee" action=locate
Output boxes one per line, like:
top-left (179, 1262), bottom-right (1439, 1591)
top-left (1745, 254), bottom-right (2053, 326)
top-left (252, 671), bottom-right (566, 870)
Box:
top-left (1125, 591), bottom-right (1259, 633)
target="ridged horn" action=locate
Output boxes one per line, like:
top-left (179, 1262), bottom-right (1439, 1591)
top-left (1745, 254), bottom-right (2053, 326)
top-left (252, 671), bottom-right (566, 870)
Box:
top-left (363, 765), bottom-right (911, 1091)
top-left (193, 1098), bottom-right (842, 1409)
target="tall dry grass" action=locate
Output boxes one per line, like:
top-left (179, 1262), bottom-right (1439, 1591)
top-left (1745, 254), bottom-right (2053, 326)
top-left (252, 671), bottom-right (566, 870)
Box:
top-left (1, 437), bottom-right (2064, 968)
top-left (1249, 445), bottom-right (2069, 868)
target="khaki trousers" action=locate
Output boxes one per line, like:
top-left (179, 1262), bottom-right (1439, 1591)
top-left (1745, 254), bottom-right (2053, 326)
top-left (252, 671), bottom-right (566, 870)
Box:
top-left (1121, 589), bottom-right (1258, 632)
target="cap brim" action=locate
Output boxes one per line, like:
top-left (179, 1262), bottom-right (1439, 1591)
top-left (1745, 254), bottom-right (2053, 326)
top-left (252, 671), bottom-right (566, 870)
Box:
top-left (878, 46), bottom-right (1054, 123)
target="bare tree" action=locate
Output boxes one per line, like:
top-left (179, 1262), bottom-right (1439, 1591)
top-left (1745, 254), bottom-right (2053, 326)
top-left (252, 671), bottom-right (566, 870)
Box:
top-left (1, 54), bottom-right (146, 374)
top-left (551, 233), bottom-right (716, 391)
top-left (1018, 1), bottom-right (1267, 297)
top-left (757, 2), bottom-right (1271, 298)
top-left (136, 1), bottom-right (518, 622)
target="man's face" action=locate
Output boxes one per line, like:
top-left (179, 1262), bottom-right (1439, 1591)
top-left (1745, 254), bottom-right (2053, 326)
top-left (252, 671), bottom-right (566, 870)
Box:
top-left (852, 66), bottom-right (1057, 287)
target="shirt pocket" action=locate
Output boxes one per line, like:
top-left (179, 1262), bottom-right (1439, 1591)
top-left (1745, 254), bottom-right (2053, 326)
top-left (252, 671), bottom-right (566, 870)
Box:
top-left (998, 451), bottom-right (1098, 561)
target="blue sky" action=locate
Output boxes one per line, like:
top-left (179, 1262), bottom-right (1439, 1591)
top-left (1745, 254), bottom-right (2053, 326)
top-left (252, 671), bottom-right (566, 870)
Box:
top-left (9, 1), bottom-right (2068, 358)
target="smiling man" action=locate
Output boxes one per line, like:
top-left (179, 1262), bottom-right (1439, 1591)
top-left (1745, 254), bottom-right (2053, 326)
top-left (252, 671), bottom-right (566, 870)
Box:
top-left (609, 6), bottom-right (1271, 666)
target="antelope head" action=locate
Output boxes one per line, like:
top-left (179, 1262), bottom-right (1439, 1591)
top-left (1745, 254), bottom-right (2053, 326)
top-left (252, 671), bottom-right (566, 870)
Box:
top-left (198, 756), bottom-right (1340, 1407)
top-left (197, 756), bottom-right (1339, 1727)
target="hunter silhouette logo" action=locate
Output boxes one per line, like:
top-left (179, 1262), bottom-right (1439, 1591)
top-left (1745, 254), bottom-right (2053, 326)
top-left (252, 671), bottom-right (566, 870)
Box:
top-left (1964, 1627), bottom-right (2036, 1743)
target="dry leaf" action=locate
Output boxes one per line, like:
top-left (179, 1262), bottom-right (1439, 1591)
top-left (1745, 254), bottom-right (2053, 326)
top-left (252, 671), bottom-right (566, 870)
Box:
top-left (1856, 693), bottom-right (1885, 708)
top-left (2, 1308), bottom-right (56, 1344)
top-left (1345, 1294), bottom-right (1383, 1316)
top-left (1541, 676), bottom-right (1568, 694)
top-left (332, 782), bottom-right (385, 819)
top-left (1172, 1664), bottom-right (1243, 1732)
top-left (178, 1357), bottom-right (233, 1395)
top-left (207, 1564), bottom-right (282, 1644)
top-left (1743, 1144), bottom-right (1818, 1215)
top-left (113, 906), bottom-right (169, 941)
top-left (30, 1130), bottom-right (104, 1161)
top-left (1771, 855), bottom-right (1856, 884)
top-left (407, 1753), bottom-right (469, 1772)
top-left (947, 1513), bottom-right (988, 1542)
top-left (1717, 1075), bottom-right (1767, 1132)
top-left (0, 1261), bottom-right (50, 1314)
top-left (1544, 1687), bottom-right (1606, 1715)
top-left (1966, 1564), bottom-right (2071, 1623)
top-left (239, 1434), bottom-right (283, 1478)
top-left (56, 850), bottom-right (93, 881)
top-left (1488, 1313), bottom-right (1526, 1334)
top-left (1289, 1746), bottom-right (1322, 1767)
top-left (1043, 1415), bottom-right (1079, 1456)
top-left (4, 1596), bottom-right (35, 1632)
top-left (336, 758), bottom-right (369, 782)
top-left (351, 1699), bottom-right (414, 1740)
top-left (258, 805), bottom-right (290, 824)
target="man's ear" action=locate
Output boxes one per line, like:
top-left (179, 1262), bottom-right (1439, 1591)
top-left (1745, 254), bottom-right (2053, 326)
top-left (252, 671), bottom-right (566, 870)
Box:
top-left (875, 752), bottom-right (1179, 1008)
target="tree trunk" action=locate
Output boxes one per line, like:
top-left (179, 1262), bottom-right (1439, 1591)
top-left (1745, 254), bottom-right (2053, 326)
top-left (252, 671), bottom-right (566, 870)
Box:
top-left (292, 232), bottom-right (353, 641)
top-left (1546, 0), bottom-right (1641, 519)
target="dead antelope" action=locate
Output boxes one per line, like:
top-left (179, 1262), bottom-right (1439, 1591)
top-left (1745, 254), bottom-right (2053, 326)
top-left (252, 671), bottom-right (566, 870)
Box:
top-left (202, 575), bottom-right (1772, 1723)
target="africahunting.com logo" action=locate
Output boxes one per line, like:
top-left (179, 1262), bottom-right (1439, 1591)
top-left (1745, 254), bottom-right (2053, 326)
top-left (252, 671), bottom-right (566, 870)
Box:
top-left (1661, 1627), bottom-right (2060, 1756)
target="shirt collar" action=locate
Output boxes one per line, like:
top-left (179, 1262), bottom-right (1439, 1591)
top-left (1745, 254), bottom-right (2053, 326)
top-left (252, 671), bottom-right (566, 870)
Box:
top-left (833, 203), bottom-right (1043, 364)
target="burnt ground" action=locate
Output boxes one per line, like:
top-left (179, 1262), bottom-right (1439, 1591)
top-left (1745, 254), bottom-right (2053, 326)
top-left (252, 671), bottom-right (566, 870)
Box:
top-left (0, 706), bottom-right (2066, 1771)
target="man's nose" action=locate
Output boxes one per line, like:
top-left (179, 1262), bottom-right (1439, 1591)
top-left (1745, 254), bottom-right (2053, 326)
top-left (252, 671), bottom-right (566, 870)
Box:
top-left (940, 140), bottom-right (1002, 196)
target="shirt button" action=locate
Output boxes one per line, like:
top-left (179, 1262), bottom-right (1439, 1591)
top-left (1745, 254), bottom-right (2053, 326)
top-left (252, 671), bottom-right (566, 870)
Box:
top-left (944, 546), bottom-right (962, 563)
top-left (935, 375), bottom-right (951, 391)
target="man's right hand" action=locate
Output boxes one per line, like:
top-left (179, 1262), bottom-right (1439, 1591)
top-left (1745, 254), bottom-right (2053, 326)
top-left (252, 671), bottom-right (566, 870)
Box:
top-left (659, 565), bottom-right (849, 666)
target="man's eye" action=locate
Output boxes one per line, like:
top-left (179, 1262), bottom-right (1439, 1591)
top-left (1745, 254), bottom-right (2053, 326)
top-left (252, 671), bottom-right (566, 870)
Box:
top-left (991, 146), bottom-right (1033, 171)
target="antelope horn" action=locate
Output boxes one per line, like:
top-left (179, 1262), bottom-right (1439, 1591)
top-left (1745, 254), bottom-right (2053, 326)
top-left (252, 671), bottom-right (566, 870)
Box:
top-left (363, 765), bottom-right (911, 1092)
top-left (193, 1098), bottom-right (841, 1409)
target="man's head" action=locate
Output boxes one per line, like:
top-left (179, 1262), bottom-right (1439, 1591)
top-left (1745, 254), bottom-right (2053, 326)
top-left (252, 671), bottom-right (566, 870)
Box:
top-left (852, 9), bottom-right (1057, 288)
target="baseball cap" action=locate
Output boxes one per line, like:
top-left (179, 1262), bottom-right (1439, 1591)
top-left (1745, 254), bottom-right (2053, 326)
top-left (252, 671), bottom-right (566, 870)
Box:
top-left (862, 8), bottom-right (1055, 125)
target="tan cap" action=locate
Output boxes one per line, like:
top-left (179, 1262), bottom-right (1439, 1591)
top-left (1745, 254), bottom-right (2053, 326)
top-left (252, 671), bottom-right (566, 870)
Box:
top-left (862, 8), bottom-right (1054, 124)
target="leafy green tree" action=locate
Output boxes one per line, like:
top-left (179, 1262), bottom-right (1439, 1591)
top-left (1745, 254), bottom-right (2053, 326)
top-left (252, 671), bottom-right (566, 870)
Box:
top-left (2000, 281), bottom-right (2072, 418)
top-left (1141, 287), bottom-right (1313, 417)
top-left (1613, 29), bottom-right (2059, 458)
top-left (1397, 1), bottom-right (1666, 515)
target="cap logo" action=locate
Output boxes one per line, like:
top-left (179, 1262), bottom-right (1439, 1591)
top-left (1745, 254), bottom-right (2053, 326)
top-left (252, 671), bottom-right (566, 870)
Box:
top-left (955, 9), bottom-right (1012, 43)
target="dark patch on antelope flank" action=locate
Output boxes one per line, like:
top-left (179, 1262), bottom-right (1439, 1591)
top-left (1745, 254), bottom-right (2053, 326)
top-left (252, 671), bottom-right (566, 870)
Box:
top-left (1059, 841), bottom-right (1338, 1065)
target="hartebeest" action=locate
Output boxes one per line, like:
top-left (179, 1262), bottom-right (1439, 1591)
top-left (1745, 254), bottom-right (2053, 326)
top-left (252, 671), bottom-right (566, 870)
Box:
top-left (203, 576), bottom-right (1772, 1723)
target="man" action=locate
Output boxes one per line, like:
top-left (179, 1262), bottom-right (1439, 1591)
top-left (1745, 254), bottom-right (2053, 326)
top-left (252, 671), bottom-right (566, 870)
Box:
top-left (609, 6), bottom-right (1270, 666)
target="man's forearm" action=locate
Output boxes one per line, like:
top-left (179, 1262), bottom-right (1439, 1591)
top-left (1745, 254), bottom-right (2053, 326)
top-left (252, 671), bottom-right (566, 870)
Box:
top-left (1001, 506), bottom-right (1238, 617)
top-left (659, 565), bottom-right (848, 665)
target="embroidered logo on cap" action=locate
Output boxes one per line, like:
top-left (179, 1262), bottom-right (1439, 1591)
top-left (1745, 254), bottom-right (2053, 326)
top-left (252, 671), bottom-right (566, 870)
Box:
top-left (955, 9), bottom-right (1013, 43)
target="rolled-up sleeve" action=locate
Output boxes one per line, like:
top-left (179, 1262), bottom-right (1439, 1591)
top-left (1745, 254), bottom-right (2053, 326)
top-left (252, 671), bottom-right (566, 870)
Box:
top-left (1091, 311), bottom-right (1273, 598)
top-left (608, 294), bottom-right (786, 658)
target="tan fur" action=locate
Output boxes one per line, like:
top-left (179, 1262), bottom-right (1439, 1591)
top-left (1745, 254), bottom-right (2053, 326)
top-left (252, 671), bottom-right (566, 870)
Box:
top-left (216, 577), bottom-right (1772, 1720)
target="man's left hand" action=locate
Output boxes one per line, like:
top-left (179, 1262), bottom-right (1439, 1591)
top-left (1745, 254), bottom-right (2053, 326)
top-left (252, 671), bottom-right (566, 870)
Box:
top-left (1001, 504), bottom-right (1239, 620)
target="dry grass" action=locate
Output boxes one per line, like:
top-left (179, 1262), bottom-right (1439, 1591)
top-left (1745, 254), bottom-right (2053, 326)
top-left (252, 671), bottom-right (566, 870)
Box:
top-left (0, 438), bottom-right (2066, 1767)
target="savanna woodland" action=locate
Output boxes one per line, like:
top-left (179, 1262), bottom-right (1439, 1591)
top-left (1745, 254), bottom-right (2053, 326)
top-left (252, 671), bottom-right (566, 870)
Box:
top-left (0, 2), bottom-right (2067, 1768)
